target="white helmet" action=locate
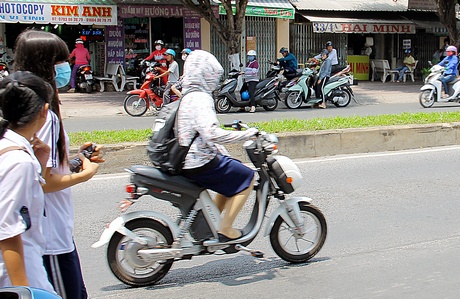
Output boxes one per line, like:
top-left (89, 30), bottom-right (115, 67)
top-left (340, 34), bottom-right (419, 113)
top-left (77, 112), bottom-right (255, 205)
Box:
top-left (247, 50), bottom-right (257, 56)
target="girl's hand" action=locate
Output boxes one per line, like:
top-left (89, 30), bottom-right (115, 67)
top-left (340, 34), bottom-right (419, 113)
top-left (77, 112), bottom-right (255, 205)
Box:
top-left (30, 134), bottom-right (50, 170)
top-left (80, 142), bottom-right (105, 163)
top-left (80, 154), bottom-right (99, 180)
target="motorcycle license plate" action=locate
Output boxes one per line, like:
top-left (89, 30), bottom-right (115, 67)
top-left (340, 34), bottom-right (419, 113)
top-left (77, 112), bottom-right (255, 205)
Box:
top-left (85, 74), bottom-right (93, 80)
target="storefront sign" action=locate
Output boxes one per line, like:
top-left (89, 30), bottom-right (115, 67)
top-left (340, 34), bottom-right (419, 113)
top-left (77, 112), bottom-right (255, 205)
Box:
top-left (184, 17), bottom-right (201, 50)
top-left (119, 5), bottom-right (210, 18)
top-left (219, 5), bottom-right (294, 19)
top-left (313, 22), bottom-right (415, 34)
top-left (0, 2), bottom-right (117, 25)
top-left (347, 55), bottom-right (369, 81)
top-left (106, 24), bottom-right (125, 65)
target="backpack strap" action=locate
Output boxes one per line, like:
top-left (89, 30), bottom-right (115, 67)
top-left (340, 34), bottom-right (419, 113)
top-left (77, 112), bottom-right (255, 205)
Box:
top-left (0, 146), bottom-right (27, 156)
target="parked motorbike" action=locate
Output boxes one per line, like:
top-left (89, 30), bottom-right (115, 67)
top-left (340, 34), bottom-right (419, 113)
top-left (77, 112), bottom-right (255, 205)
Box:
top-left (213, 69), bottom-right (279, 113)
top-left (92, 121), bottom-right (327, 287)
top-left (0, 286), bottom-right (60, 299)
top-left (124, 61), bottom-right (177, 117)
top-left (419, 63), bottom-right (460, 108)
top-left (75, 64), bottom-right (95, 93)
top-left (285, 64), bottom-right (354, 109)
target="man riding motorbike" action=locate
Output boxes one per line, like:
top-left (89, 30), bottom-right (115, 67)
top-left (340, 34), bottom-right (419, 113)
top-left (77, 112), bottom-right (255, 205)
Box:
top-left (277, 47), bottom-right (298, 76)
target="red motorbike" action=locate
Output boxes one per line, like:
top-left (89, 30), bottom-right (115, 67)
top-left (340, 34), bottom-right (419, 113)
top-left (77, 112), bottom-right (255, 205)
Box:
top-left (123, 61), bottom-right (168, 117)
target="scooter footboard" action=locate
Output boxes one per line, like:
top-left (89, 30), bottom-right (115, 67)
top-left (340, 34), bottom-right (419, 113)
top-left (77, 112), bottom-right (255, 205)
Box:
top-left (91, 211), bottom-right (180, 248)
top-left (263, 197), bottom-right (313, 237)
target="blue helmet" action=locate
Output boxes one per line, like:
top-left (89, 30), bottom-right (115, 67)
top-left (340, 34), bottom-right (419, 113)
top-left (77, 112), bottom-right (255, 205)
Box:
top-left (405, 49), bottom-right (411, 54)
top-left (181, 48), bottom-right (192, 55)
top-left (165, 49), bottom-right (176, 57)
top-left (241, 91), bottom-right (250, 100)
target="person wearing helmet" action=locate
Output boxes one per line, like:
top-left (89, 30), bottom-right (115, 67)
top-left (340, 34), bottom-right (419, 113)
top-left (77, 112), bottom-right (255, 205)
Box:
top-left (438, 45), bottom-right (459, 98)
top-left (68, 38), bottom-right (90, 93)
top-left (316, 49), bottom-right (332, 109)
top-left (277, 47), bottom-right (298, 75)
top-left (154, 49), bottom-right (179, 104)
top-left (312, 41), bottom-right (339, 73)
top-left (244, 49), bottom-right (259, 113)
top-left (394, 49), bottom-right (416, 82)
top-left (145, 40), bottom-right (167, 84)
top-left (171, 48), bottom-right (193, 98)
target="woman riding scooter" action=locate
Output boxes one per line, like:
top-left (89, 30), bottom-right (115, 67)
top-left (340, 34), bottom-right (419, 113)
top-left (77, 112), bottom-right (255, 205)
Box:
top-left (438, 45), bottom-right (458, 98)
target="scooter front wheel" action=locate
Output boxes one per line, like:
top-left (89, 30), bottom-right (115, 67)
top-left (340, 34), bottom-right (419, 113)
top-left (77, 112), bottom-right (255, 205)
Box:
top-left (284, 91), bottom-right (303, 109)
top-left (124, 94), bottom-right (148, 116)
top-left (215, 96), bottom-right (232, 113)
top-left (269, 202), bottom-right (327, 263)
top-left (419, 90), bottom-right (435, 108)
top-left (107, 218), bottom-right (174, 287)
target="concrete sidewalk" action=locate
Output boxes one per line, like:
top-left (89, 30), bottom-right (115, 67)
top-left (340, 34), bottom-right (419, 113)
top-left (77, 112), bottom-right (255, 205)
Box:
top-left (58, 80), bottom-right (422, 119)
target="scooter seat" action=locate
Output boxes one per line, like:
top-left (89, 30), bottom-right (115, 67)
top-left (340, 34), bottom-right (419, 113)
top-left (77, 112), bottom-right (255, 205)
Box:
top-left (128, 165), bottom-right (204, 191)
top-left (448, 77), bottom-right (460, 85)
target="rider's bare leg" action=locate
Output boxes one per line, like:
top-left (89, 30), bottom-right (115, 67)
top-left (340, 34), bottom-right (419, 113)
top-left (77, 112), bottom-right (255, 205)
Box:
top-left (218, 176), bottom-right (255, 239)
top-left (213, 194), bottom-right (226, 213)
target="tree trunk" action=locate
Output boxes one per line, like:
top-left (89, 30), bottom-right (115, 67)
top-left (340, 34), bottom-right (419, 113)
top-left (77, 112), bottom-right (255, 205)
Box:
top-left (435, 0), bottom-right (459, 47)
top-left (179, 0), bottom-right (248, 54)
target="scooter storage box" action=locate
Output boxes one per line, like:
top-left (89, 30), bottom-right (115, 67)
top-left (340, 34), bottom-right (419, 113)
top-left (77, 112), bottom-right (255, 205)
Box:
top-left (267, 155), bottom-right (303, 194)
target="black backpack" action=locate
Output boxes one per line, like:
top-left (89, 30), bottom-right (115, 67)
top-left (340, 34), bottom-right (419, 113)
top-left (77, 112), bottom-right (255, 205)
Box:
top-left (146, 100), bottom-right (197, 175)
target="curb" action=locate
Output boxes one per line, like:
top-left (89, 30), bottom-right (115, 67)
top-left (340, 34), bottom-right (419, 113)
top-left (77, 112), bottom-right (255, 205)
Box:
top-left (75, 122), bottom-right (460, 175)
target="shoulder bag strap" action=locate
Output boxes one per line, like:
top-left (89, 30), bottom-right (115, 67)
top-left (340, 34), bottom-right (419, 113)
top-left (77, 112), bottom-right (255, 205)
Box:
top-left (0, 146), bottom-right (27, 156)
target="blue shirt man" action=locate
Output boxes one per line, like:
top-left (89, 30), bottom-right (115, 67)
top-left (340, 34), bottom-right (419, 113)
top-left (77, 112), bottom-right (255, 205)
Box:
top-left (277, 47), bottom-right (298, 74)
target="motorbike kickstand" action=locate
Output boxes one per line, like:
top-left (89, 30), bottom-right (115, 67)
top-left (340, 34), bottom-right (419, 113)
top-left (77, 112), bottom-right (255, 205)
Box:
top-left (235, 244), bottom-right (264, 258)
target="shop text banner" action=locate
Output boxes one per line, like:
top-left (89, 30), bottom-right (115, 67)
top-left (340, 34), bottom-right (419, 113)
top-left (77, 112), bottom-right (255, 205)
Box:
top-left (313, 22), bottom-right (416, 34)
top-left (219, 5), bottom-right (294, 19)
top-left (119, 5), bottom-right (215, 18)
top-left (0, 2), bottom-right (117, 25)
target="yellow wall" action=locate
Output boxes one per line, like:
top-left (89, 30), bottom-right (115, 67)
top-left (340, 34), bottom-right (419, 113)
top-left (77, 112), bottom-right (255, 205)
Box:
top-left (276, 18), bottom-right (290, 57)
top-left (200, 18), bottom-right (211, 51)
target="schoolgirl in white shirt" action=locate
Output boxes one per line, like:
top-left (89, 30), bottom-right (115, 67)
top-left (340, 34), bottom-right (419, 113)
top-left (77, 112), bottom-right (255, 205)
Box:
top-left (14, 30), bottom-right (104, 299)
top-left (0, 71), bottom-right (55, 293)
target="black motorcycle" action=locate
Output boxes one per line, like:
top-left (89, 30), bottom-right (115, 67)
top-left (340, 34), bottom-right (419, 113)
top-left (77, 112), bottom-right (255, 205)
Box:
top-left (213, 68), bottom-right (279, 113)
top-left (75, 64), bottom-right (95, 93)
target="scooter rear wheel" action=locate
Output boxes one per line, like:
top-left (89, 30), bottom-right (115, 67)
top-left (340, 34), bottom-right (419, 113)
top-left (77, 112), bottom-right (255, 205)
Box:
top-left (285, 91), bottom-right (303, 109)
top-left (263, 97), bottom-right (278, 111)
top-left (332, 89), bottom-right (352, 107)
top-left (124, 94), bottom-right (148, 116)
top-left (107, 218), bottom-right (174, 287)
top-left (419, 90), bottom-right (435, 108)
top-left (269, 202), bottom-right (327, 263)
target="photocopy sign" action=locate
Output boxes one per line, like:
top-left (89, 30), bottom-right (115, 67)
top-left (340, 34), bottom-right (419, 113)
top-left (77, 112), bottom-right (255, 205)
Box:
top-left (0, 2), bottom-right (117, 25)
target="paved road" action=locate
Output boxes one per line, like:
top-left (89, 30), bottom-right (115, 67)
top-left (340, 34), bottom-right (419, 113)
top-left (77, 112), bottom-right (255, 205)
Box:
top-left (61, 81), bottom-right (460, 133)
top-left (76, 146), bottom-right (460, 298)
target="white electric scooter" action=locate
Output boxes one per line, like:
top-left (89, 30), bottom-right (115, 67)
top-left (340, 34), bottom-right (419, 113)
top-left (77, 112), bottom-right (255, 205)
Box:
top-left (419, 63), bottom-right (460, 108)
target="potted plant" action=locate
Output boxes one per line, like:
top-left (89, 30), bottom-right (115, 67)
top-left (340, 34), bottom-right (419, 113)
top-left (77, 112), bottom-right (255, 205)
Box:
top-left (421, 67), bottom-right (431, 81)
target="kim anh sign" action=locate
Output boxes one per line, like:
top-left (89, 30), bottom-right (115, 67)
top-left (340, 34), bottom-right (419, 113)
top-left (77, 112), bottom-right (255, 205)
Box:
top-left (0, 2), bottom-right (117, 25)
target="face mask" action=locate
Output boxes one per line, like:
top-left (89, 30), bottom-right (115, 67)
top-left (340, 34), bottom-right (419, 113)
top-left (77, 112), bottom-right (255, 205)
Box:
top-left (54, 62), bottom-right (71, 88)
top-left (248, 56), bottom-right (255, 61)
top-left (181, 54), bottom-right (188, 61)
top-left (155, 45), bottom-right (162, 51)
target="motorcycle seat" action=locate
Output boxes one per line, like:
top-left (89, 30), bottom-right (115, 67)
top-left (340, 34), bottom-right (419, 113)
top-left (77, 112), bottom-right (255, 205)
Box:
top-left (129, 165), bottom-right (204, 191)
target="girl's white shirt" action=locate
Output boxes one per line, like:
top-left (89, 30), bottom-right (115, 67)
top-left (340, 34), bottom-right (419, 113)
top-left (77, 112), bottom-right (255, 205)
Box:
top-left (0, 129), bottom-right (55, 293)
top-left (38, 111), bottom-right (74, 255)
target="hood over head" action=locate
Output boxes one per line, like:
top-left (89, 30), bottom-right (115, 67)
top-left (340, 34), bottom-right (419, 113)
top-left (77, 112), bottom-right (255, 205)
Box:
top-left (182, 50), bottom-right (224, 94)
